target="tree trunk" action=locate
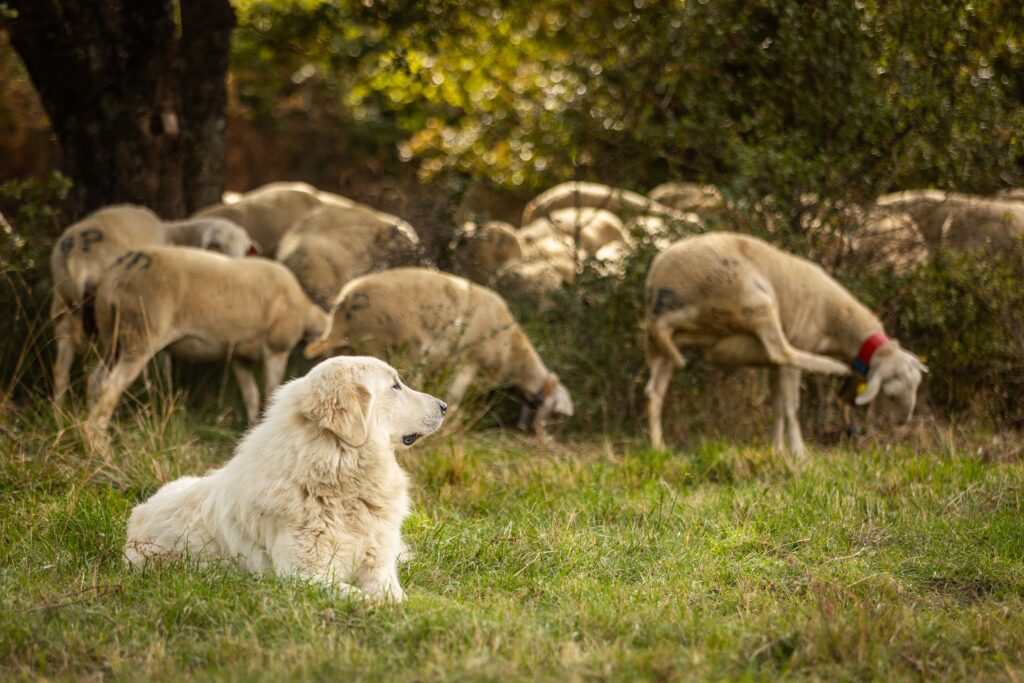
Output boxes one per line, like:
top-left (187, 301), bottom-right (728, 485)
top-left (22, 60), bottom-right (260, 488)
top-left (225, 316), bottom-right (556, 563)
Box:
top-left (4, 0), bottom-right (235, 220)
top-left (180, 0), bottom-right (236, 214)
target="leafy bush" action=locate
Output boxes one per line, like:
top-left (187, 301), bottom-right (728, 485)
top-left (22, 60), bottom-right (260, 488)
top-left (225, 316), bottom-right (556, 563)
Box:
top-left (0, 173), bottom-right (70, 399)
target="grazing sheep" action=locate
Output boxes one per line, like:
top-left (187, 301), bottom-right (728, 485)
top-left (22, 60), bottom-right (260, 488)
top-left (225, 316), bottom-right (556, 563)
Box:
top-left (50, 205), bottom-right (258, 401)
top-left (644, 232), bottom-right (927, 453)
top-left (522, 181), bottom-right (700, 226)
top-left (525, 207), bottom-right (627, 256)
top-left (450, 220), bottom-right (523, 284)
top-left (304, 268), bottom-right (573, 433)
top-left (648, 182), bottom-right (723, 214)
top-left (275, 204), bottom-right (421, 308)
top-left (875, 190), bottom-right (1024, 255)
top-left (194, 183), bottom-right (325, 256)
top-left (846, 207), bottom-right (929, 274)
top-left (87, 247), bottom-right (327, 432)
top-left (491, 209), bottom-right (632, 308)
top-left (196, 181), bottom-right (416, 259)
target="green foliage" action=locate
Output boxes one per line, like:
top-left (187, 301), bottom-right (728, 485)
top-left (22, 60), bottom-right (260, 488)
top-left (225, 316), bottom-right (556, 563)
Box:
top-left (0, 172), bottom-right (70, 398)
top-left (232, 0), bottom-right (1024, 206)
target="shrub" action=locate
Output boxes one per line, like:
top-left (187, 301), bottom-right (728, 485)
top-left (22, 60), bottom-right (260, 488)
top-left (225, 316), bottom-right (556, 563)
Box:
top-left (0, 173), bottom-right (71, 399)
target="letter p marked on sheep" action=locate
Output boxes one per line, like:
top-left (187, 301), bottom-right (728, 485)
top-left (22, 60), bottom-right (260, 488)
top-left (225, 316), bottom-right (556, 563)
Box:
top-left (79, 228), bottom-right (104, 253)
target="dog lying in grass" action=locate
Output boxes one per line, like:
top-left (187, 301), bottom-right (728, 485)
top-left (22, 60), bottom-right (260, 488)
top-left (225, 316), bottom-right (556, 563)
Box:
top-left (124, 356), bottom-right (447, 602)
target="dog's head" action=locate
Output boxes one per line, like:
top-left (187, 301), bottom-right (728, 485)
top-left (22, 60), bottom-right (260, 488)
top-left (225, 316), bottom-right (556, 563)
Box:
top-left (300, 356), bottom-right (446, 449)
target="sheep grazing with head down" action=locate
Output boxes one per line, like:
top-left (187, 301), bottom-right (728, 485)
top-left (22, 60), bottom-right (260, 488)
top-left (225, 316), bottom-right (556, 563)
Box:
top-left (274, 203), bottom-right (421, 308)
top-left (644, 232), bottom-right (927, 453)
top-left (50, 204), bottom-right (259, 402)
top-left (450, 220), bottom-right (524, 284)
top-left (305, 268), bottom-right (573, 434)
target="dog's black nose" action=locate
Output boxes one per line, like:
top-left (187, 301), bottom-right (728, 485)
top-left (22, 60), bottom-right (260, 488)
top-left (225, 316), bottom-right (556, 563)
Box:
top-left (439, 401), bottom-right (448, 415)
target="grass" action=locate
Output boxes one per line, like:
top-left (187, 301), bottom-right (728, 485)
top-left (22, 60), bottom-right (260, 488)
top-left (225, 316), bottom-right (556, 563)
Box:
top-left (2, 398), bottom-right (1024, 681)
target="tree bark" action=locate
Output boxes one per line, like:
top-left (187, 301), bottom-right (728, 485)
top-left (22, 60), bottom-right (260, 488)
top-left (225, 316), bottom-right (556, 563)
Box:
top-left (4, 0), bottom-right (235, 220)
top-left (180, 0), bottom-right (236, 213)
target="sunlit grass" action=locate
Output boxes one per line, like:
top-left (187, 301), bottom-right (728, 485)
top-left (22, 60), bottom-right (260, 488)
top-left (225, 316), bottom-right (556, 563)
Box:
top-left (1, 400), bottom-right (1022, 681)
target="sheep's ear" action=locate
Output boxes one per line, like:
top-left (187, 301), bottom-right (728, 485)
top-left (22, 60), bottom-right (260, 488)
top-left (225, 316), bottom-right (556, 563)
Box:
top-left (855, 372), bottom-right (883, 405)
top-left (303, 376), bottom-right (373, 446)
top-left (553, 383), bottom-right (574, 416)
top-left (304, 338), bottom-right (331, 359)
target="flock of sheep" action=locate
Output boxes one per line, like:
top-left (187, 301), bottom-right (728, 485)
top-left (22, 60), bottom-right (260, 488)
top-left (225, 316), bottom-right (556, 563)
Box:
top-left (49, 179), bottom-right (1024, 448)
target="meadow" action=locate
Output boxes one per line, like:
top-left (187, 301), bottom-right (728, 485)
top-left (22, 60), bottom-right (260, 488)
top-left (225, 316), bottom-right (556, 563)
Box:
top-left (2, 396), bottom-right (1022, 681)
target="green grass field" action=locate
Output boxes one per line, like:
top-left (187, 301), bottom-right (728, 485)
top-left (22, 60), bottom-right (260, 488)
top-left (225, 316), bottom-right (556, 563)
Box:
top-left (2, 402), bottom-right (1023, 681)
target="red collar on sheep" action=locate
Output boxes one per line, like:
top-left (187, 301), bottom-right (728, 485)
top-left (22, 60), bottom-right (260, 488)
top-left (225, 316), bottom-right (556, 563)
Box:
top-left (852, 332), bottom-right (890, 375)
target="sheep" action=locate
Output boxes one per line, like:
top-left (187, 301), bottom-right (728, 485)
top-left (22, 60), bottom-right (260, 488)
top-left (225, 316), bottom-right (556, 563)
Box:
top-left (86, 247), bottom-right (327, 432)
top-left (304, 268), bottom-right (573, 433)
top-left (522, 181), bottom-right (701, 227)
top-left (449, 220), bottom-right (523, 284)
top-left (525, 207), bottom-right (627, 255)
top-left (194, 183), bottom-right (325, 256)
top-left (845, 207), bottom-right (929, 274)
top-left (274, 204), bottom-right (421, 309)
top-left (644, 232), bottom-right (927, 453)
top-left (488, 208), bottom-right (634, 309)
top-left (196, 181), bottom-right (416, 258)
top-left (875, 191), bottom-right (1024, 255)
top-left (50, 205), bottom-right (259, 402)
top-left (648, 182), bottom-right (723, 214)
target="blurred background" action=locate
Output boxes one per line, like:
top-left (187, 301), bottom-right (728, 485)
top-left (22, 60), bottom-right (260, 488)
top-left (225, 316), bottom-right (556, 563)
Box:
top-left (2, 0), bottom-right (1023, 444)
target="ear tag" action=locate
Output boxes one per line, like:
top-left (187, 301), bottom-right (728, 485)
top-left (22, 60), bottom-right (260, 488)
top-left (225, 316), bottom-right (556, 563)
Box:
top-left (857, 383), bottom-right (868, 395)
top-left (918, 355), bottom-right (927, 363)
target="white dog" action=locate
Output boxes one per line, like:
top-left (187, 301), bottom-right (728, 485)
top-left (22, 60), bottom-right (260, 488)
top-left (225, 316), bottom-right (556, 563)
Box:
top-left (124, 356), bottom-right (446, 602)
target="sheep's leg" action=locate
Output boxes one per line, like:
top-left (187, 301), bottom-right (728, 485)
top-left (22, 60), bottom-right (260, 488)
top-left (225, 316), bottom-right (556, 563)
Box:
top-left (770, 366), bottom-right (804, 454)
top-left (748, 301), bottom-right (849, 376)
top-left (262, 351), bottom-right (290, 403)
top-left (87, 355), bottom-right (151, 432)
top-left (156, 352), bottom-right (173, 387)
top-left (232, 360), bottom-right (261, 424)
top-left (445, 364), bottom-right (478, 408)
top-left (645, 352), bottom-right (680, 450)
top-left (52, 312), bottom-right (79, 403)
top-left (86, 361), bottom-right (108, 404)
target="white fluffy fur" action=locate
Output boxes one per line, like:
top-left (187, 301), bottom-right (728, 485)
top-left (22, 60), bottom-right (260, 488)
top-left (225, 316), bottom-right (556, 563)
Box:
top-left (124, 356), bottom-right (446, 602)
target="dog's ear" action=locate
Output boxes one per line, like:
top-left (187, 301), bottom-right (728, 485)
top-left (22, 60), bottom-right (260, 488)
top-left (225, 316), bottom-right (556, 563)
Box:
top-left (302, 374), bottom-right (373, 446)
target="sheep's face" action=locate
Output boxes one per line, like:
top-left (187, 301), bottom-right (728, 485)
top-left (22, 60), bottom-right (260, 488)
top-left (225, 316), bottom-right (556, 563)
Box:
top-left (201, 220), bottom-right (261, 258)
top-left (855, 345), bottom-right (927, 422)
top-left (529, 375), bottom-right (574, 429)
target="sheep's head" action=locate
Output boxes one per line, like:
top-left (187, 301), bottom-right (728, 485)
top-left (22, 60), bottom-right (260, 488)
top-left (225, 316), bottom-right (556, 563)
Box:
top-left (855, 342), bottom-right (928, 422)
top-left (201, 219), bottom-right (261, 258)
top-left (518, 373), bottom-right (574, 432)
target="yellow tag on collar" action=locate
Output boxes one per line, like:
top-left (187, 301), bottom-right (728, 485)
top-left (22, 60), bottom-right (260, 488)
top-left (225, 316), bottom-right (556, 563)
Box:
top-left (857, 383), bottom-right (868, 395)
